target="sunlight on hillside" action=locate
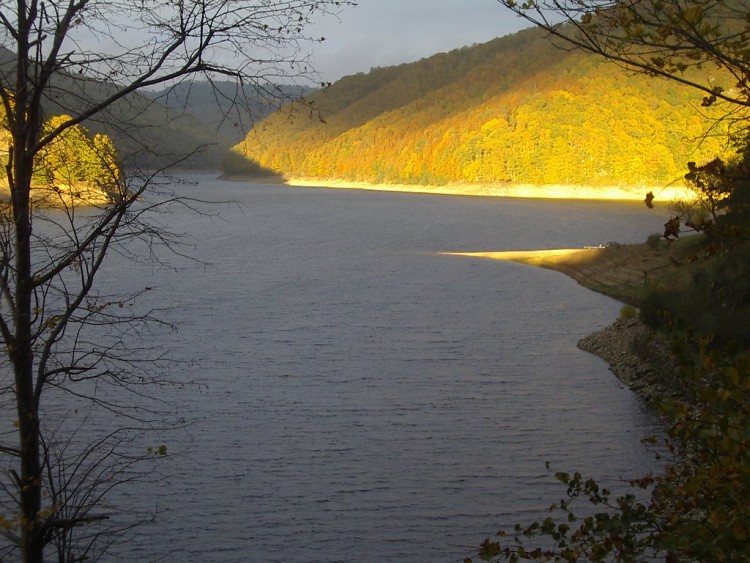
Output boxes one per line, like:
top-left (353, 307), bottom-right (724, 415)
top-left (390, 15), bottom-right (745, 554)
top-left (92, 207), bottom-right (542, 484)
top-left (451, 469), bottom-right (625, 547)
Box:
top-left (226, 30), bottom-right (734, 193)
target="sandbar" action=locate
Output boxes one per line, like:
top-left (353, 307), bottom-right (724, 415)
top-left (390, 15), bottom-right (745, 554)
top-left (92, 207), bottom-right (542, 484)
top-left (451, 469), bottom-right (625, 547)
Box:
top-left (441, 248), bottom-right (599, 266)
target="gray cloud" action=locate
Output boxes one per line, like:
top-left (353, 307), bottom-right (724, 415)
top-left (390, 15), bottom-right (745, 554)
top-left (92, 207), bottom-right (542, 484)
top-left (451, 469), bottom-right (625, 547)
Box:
top-left (307, 0), bottom-right (529, 81)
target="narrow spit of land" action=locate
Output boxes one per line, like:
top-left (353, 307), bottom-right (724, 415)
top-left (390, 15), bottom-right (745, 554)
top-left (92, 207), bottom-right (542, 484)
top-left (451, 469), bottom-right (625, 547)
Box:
top-left (443, 241), bottom-right (694, 305)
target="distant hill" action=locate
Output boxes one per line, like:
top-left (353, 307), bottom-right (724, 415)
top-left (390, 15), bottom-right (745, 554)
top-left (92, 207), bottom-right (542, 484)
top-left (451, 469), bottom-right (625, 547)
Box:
top-left (0, 46), bottom-right (264, 171)
top-left (77, 92), bottom-right (234, 172)
top-left (226, 27), bottom-right (731, 188)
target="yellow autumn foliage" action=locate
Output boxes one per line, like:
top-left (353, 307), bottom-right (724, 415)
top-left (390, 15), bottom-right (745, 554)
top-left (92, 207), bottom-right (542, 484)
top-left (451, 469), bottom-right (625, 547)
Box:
top-left (0, 111), bottom-right (121, 207)
top-left (226, 31), bottom-right (734, 193)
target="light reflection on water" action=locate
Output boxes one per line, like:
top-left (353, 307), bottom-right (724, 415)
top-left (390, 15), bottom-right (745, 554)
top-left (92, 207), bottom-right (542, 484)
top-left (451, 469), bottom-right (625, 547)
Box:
top-left (90, 176), bottom-right (666, 562)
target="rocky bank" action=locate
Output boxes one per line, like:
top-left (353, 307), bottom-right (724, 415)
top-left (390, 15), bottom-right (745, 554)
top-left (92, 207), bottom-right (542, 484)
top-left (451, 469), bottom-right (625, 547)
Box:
top-left (577, 318), bottom-right (681, 405)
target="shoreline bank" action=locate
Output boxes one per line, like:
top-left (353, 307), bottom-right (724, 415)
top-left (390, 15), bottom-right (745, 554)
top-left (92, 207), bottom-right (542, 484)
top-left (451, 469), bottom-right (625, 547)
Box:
top-left (445, 247), bottom-right (677, 404)
top-left (223, 174), bottom-right (695, 202)
top-left (285, 178), bottom-right (694, 202)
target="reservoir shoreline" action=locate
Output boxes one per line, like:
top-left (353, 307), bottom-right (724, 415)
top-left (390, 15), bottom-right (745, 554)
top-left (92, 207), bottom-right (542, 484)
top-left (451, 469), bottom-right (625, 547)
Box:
top-left (224, 174), bottom-right (695, 202)
top-left (284, 178), bottom-right (693, 202)
top-left (449, 248), bottom-right (676, 404)
top-left (227, 172), bottom-right (676, 404)
top-left (110, 177), bottom-right (668, 559)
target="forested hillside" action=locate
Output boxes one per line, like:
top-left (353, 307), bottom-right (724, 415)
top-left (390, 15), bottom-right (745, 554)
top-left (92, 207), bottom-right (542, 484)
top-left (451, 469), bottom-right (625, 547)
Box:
top-left (226, 27), bottom-right (731, 188)
top-left (146, 81), bottom-right (314, 143)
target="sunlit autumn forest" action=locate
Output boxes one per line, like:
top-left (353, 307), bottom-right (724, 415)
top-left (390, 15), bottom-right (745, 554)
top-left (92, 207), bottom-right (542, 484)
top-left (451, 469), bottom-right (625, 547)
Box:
top-left (225, 27), bottom-right (731, 188)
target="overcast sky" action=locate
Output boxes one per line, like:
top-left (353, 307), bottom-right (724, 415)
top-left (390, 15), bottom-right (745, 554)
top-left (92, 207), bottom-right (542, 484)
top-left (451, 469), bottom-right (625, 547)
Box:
top-left (306, 0), bottom-right (531, 82)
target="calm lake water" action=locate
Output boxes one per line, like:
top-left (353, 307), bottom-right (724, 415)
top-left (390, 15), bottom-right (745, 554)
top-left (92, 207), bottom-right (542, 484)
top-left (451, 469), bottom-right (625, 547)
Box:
top-left (94, 175), bottom-right (667, 561)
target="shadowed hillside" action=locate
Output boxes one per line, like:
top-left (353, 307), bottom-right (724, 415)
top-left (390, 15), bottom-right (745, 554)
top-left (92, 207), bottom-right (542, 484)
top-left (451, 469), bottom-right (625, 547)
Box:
top-left (0, 46), bottom-right (249, 171)
top-left (145, 81), bottom-right (315, 143)
top-left (226, 27), bottom-right (731, 189)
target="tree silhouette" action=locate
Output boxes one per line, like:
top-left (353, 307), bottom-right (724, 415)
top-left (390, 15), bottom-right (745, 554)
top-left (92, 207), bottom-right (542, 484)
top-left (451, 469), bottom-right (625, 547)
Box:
top-left (0, 1), bottom-right (352, 561)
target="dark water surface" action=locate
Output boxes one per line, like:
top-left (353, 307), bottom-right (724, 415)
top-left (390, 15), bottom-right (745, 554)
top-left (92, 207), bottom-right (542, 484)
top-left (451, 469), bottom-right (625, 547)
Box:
top-left (102, 176), bottom-right (666, 561)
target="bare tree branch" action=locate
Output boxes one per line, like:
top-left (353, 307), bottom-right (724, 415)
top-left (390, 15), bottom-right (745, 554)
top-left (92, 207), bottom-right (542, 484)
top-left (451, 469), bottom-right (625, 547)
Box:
top-left (0, 0), bottom-right (355, 560)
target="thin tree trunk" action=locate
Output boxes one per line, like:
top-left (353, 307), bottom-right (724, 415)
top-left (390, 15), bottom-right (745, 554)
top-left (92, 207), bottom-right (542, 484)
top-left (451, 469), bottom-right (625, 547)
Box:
top-left (12, 4), bottom-right (44, 553)
top-left (12, 165), bottom-right (43, 563)
top-left (12, 148), bottom-right (43, 563)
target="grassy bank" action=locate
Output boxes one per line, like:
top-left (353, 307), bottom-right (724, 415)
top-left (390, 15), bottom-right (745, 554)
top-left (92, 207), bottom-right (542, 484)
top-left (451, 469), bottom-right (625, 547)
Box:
top-left (443, 237), bottom-right (705, 306)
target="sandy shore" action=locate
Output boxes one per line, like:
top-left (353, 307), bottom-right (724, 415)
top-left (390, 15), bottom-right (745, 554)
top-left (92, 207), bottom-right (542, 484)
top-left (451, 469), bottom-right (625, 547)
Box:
top-left (441, 248), bottom-right (601, 266)
top-left (285, 178), bottom-right (695, 202)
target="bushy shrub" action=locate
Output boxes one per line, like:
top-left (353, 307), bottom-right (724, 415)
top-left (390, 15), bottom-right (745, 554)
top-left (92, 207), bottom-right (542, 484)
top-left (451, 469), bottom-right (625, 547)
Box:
top-left (619, 304), bottom-right (637, 320)
top-left (639, 242), bottom-right (750, 348)
top-left (639, 290), bottom-right (670, 328)
top-left (646, 233), bottom-right (662, 249)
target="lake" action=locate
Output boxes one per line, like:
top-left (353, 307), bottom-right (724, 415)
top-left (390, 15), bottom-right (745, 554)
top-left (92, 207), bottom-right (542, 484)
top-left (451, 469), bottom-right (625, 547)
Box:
top-left (93, 175), bottom-right (667, 561)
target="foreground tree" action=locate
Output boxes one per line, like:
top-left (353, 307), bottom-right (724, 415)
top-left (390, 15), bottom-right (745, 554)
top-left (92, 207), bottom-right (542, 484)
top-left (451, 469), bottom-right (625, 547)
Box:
top-left (0, 1), bottom-right (352, 561)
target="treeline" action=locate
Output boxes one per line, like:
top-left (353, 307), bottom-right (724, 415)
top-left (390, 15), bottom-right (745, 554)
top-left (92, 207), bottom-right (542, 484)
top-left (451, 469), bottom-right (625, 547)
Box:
top-left (227, 28), bottom-right (730, 187)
